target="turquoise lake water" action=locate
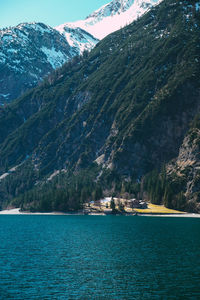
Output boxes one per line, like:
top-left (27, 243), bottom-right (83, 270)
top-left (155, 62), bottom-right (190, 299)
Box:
top-left (0, 215), bottom-right (200, 299)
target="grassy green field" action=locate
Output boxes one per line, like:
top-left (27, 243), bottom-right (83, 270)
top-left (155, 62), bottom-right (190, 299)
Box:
top-left (134, 203), bottom-right (186, 214)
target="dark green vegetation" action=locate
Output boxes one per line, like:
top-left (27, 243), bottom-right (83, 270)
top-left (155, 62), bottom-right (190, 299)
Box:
top-left (0, 0), bottom-right (199, 212)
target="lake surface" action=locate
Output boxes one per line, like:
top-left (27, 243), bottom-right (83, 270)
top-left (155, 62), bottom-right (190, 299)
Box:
top-left (0, 215), bottom-right (200, 299)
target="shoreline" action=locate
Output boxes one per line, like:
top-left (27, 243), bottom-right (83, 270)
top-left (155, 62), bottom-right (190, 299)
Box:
top-left (0, 208), bottom-right (85, 216)
top-left (137, 213), bottom-right (200, 218)
top-left (0, 208), bottom-right (200, 218)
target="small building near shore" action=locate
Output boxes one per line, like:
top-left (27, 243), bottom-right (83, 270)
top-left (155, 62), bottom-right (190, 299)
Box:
top-left (126, 199), bottom-right (147, 209)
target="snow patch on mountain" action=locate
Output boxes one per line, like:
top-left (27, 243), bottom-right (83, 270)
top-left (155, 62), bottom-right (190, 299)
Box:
top-left (41, 46), bottom-right (67, 69)
top-left (55, 24), bottom-right (99, 54)
top-left (0, 93), bottom-right (10, 99)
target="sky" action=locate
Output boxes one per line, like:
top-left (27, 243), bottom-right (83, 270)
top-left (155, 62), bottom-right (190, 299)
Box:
top-left (0, 0), bottom-right (109, 29)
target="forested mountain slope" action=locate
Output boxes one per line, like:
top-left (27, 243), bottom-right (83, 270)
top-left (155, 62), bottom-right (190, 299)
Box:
top-left (0, 0), bottom-right (199, 212)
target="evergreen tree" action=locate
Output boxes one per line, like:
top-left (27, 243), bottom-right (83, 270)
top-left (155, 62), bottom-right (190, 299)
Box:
top-left (110, 198), bottom-right (116, 213)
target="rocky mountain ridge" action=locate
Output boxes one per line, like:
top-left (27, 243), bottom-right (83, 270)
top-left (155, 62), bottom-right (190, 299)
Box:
top-left (0, 22), bottom-right (98, 104)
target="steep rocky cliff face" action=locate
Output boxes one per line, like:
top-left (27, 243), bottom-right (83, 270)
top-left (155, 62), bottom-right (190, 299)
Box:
top-left (109, 83), bottom-right (200, 176)
top-left (0, 0), bottom-right (199, 211)
top-left (166, 124), bottom-right (200, 212)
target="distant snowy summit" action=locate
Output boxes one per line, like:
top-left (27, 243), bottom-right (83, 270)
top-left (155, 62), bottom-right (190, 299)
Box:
top-left (56, 0), bottom-right (162, 39)
top-left (0, 22), bottom-right (98, 104)
top-left (0, 22), bottom-right (73, 104)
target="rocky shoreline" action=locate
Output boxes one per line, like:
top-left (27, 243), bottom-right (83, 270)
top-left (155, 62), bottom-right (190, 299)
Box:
top-left (0, 208), bottom-right (200, 218)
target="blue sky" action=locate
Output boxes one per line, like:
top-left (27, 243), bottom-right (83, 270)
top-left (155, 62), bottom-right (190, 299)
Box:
top-left (0, 0), bottom-right (109, 29)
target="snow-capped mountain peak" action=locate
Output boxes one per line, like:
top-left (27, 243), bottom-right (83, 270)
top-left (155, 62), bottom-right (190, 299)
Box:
top-left (86, 0), bottom-right (135, 19)
top-left (56, 0), bottom-right (162, 40)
